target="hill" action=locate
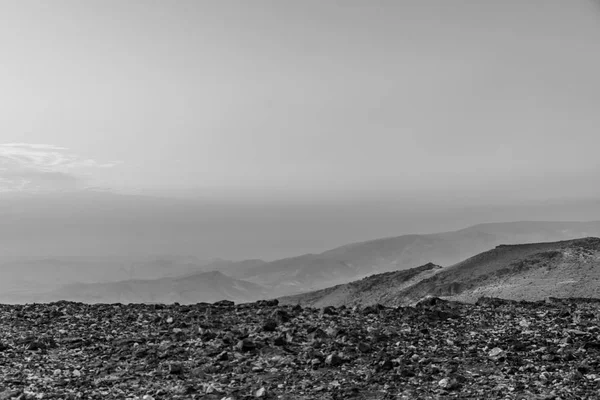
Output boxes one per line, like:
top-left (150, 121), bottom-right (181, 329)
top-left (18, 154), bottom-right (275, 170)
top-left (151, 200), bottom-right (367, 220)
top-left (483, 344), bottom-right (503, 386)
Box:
top-left (234, 221), bottom-right (600, 295)
top-left (0, 256), bottom-right (265, 304)
top-left (399, 236), bottom-right (600, 304)
top-left (3, 219), bottom-right (600, 305)
top-left (281, 237), bottom-right (600, 307)
top-left (278, 262), bottom-right (443, 308)
top-left (36, 271), bottom-right (268, 305)
top-left (1, 189), bottom-right (600, 299)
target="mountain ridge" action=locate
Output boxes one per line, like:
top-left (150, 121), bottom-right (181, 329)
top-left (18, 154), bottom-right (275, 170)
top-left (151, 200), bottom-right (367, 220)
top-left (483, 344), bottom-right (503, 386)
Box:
top-left (33, 270), bottom-right (268, 305)
top-left (230, 221), bottom-right (600, 293)
top-left (4, 221), bottom-right (600, 304)
top-left (280, 237), bottom-right (600, 308)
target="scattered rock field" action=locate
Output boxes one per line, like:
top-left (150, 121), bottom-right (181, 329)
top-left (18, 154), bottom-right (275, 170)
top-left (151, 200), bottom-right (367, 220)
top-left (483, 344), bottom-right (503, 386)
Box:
top-left (1, 297), bottom-right (600, 399)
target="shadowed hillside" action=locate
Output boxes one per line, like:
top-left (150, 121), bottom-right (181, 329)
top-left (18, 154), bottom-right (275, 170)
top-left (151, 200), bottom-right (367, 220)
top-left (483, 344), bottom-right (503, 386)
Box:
top-left (281, 237), bottom-right (600, 307)
top-left (400, 237), bottom-right (600, 305)
top-left (232, 221), bottom-right (600, 294)
top-left (278, 262), bottom-right (442, 308)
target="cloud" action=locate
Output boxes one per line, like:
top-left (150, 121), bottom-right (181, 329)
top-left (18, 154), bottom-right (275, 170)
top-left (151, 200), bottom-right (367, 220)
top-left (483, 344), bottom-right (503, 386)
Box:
top-left (1, 143), bottom-right (69, 150)
top-left (0, 143), bottom-right (121, 192)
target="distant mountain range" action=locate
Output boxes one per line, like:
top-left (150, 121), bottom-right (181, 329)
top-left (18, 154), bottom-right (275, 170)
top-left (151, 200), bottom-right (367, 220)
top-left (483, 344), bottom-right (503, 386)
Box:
top-left (281, 237), bottom-right (600, 307)
top-left (12, 220), bottom-right (600, 305)
top-left (224, 220), bottom-right (600, 293)
top-left (38, 270), bottom-right (268, 305)
top-left (0, 256), bottom-right (254, 300)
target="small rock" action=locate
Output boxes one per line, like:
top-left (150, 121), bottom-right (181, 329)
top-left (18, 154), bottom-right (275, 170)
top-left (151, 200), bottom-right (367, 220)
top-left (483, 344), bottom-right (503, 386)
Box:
top-left (236, 338), bottom-right (256, 352)
top-left (169, 363), bottom-right (184, 375)
top-left (263, 319), bottom-right (278, 332)
top-left (273, 335), bottom-right (286, 346)
top-left (358, 342), bottom-right (372, 353)
top-left (214, 300), bottom-right (235, 307)
top-left (325, 353), bottom-right (343, 366)
top-left (438, 377), bottom-right (460, 390)
top-left (322, 306), bottom-right (337, 315)
top-left (271, 309), bottom-right (292, 323)
top-left (378, 358), bottom-right (394, 371)
top-left (488, 347), bottom-right (505, 358)
top-left (519, 319), bottom-right (531, 328)
top-left (325, 327), bottom-right (340, 337)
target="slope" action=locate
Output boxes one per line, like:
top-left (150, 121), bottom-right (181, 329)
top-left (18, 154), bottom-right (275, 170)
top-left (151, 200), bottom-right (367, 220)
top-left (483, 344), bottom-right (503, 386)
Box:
top-left (36, 271), bottom-right (268, 305)
top-left (398, 237), bottom-right (600, 305)
top-left (278, 262), bottom-right (443, 307)
top-left (235, 221), bottom-right (600, 294)
top-left (280, 237), bottom-right (600, 308)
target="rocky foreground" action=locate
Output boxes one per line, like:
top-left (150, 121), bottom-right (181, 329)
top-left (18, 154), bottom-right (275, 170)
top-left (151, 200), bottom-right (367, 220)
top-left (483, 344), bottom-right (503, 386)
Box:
top-left (1, 298), bottom-right (600, 400)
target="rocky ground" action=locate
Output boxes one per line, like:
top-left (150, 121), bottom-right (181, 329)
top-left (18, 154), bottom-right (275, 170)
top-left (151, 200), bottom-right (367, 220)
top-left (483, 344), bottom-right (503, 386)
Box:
top-left (1, 297), bottom-right (600, 400)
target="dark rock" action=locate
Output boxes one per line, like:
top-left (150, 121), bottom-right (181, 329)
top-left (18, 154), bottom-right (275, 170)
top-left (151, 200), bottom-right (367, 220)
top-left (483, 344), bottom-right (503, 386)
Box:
top-left (271, 309), bottom-right (292, 323)
top-left (273, 335), bottom-right (286, 346)
top-left (416, 297), bottom-right (447, 308)
top-left (325, 353), bottom-right (343, 367)
top-left (510, 340), bottom-right (529, 352)
top-left (257, 299), bottom-right (279, 307)
top-left (168, 363), bottom-right (184, 375)
top-left (377, 358), bottom-right (394, 372)
top-left (201, 330), bottom-right (218, 341)
top-left (1, 296), bottom-right (599, 399)
top-left (584, 341), bottom-right (600, 350)
top-left (357, 342), bottom-right (372, 353)
top-left (213, 300), bottom-right (235, 307)
top-left (322, 306), bottom-right (337, 315)
top-left (236, 338), bottom-right (256, 352)
top-left (361, 305), bottom-right (379, 315)
top-left (308, 328), bottom-right (328, 341)
top-left (262, 319), bottom-right (278, 332)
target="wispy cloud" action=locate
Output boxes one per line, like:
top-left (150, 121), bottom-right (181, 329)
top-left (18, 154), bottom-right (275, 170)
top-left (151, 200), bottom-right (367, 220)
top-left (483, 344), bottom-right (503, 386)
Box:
top-left (1, 143), bottom-right (69, 150)
top-left (0, 143), bottom-right (121, 192)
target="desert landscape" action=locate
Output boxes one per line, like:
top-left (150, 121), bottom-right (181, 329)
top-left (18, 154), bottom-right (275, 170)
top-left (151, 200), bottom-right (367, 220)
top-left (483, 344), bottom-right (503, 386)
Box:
top-left (3, 0), bottom-right (600, 398)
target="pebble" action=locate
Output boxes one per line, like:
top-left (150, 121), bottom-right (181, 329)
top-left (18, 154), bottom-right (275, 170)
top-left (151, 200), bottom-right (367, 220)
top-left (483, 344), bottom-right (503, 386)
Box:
top-left (0, 296), bottom-right (599, 399)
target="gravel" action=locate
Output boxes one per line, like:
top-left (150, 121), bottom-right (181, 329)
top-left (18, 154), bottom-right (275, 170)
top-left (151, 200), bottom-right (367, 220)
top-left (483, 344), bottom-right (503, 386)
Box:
top-left (1, 297), bottom-right (600, 399)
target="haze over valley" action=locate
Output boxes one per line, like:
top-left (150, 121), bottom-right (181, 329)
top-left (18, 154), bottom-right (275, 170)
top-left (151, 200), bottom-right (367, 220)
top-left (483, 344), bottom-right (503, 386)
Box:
top-left (2, 213), bottom-right (600, 304)
top-left (2, 0), bottom-right (600, 306)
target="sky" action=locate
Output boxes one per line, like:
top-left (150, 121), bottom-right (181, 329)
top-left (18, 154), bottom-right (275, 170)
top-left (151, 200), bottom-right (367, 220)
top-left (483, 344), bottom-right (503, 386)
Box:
top-left (1, 0), bottom-right (600, 204)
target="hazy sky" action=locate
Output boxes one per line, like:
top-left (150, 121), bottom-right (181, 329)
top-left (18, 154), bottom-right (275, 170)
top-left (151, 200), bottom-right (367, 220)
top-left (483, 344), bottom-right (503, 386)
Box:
top-left (1, 0), bottom-right (600, 203)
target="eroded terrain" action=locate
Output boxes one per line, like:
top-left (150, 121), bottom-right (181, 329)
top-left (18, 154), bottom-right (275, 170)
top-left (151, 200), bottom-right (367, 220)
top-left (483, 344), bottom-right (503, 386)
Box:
top-left (1, 297), bottom-right (600, 399)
